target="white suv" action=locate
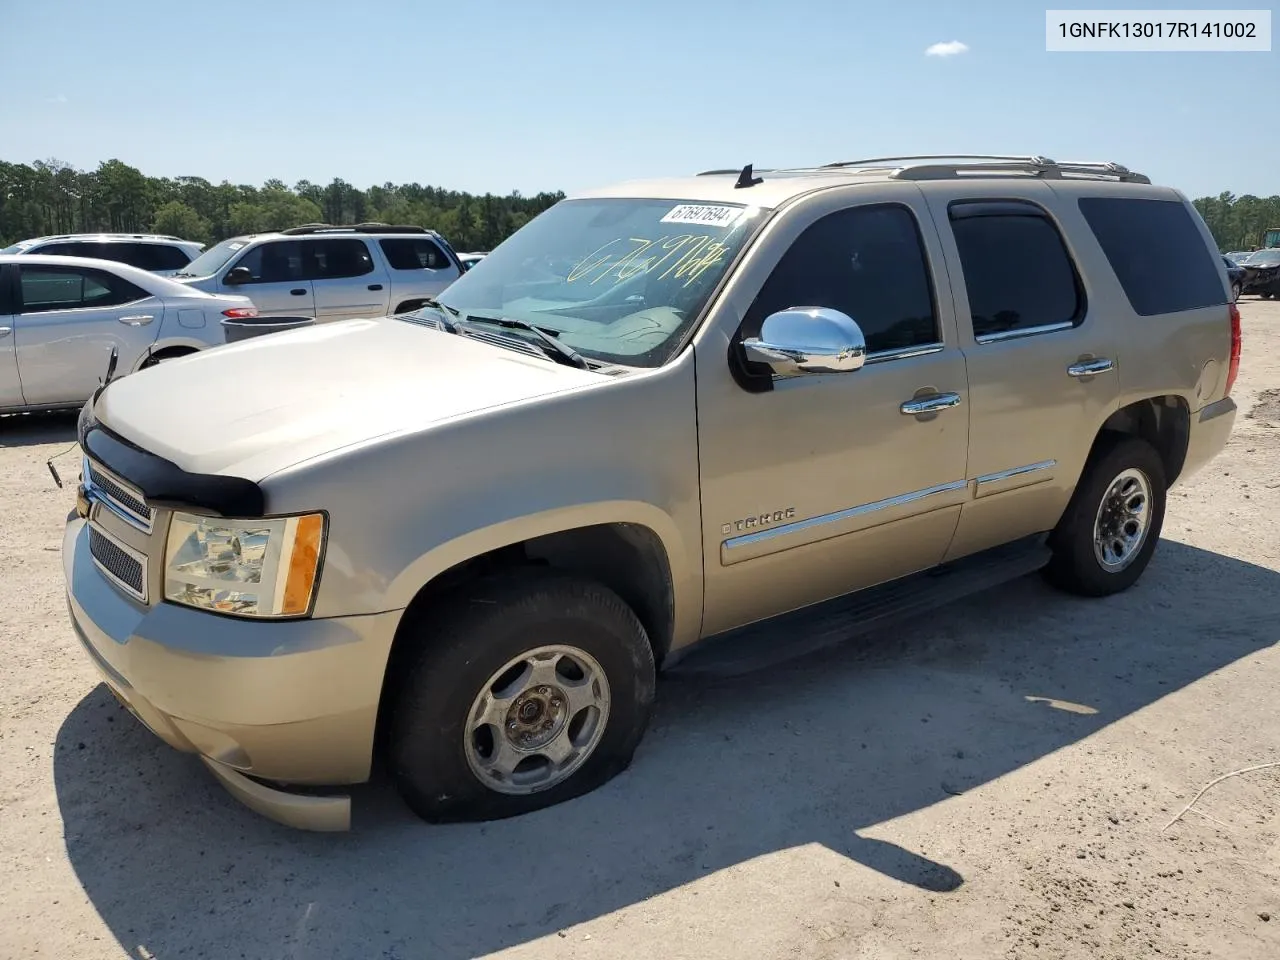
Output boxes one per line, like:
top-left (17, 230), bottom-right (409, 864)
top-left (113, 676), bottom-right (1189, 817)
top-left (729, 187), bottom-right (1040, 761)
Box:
top-left (171, 224), bottom-right (464, 320)
top-left (1, 234), bottom-right (204, 276)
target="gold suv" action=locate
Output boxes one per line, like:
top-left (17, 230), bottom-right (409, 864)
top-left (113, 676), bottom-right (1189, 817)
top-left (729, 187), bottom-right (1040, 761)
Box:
top-left (63, 155), bottom-right (1240, 830)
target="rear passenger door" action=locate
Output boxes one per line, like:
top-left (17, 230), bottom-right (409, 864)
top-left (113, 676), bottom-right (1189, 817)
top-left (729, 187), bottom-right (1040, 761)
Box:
top-left (219, 240), bottom-right (315, 318)
top-left (378, 236), bottom-right (459, 305)
top-left (305, 238), bottom-right (389, 321)
top-left (923, 184), bottom-right (1120, 561)
top-left (13, 263), bottom-right (161, 406)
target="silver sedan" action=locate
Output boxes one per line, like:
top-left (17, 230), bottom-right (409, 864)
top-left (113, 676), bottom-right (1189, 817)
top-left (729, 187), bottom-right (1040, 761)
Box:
top-left (1, 253), bottom-right (256, 413)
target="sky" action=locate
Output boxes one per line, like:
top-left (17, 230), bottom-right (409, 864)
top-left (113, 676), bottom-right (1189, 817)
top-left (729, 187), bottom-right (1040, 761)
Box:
top-left (0, 0), bottom-right (1275, 200)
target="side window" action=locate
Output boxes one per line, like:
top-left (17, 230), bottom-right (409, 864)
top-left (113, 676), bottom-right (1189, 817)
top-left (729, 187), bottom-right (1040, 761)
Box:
top-left (19, 266), bottom-right (149, 313)
top-left (949, 202), bottom-right (1082, 340)
top-left (743, 204), bottom-right (939, 354)
top-left (1077, 197), bottom-right (1224, 316)
top-left (307, 239), bottom-right (374, 279)
top-left (230, 241), bottom-right (305, 283)
top-left (37, 242), bottom-right (92, 258)
top-left (149, 244), bottom-right (193, 271)
top-left (379, 237), bottom-right (450, 271)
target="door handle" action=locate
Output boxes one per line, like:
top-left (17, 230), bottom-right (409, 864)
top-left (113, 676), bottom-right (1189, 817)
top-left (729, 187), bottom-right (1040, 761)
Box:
top-left (900, 392), bottom-right (962, 416)
top-left (1067, 357), bottom-right (1114, 378)
top-left (367, 283), bottom-right (383, 291)
top-left (290, 288), bottom-right (307, 296)
top-left (118, 315), bottom-right (154, 326)
top-left (0, 326), bottom-right (11, 338)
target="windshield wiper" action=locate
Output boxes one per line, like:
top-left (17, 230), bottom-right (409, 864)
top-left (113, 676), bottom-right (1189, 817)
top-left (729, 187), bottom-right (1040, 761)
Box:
top-left (450, 309), bottom-right (590, 370)
top-left (417, 298), bottom-right (461, 334)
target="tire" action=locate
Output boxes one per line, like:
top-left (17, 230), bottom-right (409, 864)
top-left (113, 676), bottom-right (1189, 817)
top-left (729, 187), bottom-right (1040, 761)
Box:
top-left (388, 570), bottom-right (656, 823)
top-left (1231, 281), bottom-right (1242, 302)
top-left (1043, 435), bottom-right (1167, 597)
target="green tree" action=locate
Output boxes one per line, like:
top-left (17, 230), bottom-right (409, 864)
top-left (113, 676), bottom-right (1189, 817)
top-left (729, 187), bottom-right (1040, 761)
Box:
top-left (151, 200), bottom-right (210, 243)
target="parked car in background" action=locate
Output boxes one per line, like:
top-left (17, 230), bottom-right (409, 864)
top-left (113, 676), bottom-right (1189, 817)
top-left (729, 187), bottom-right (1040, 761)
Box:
top-left (0, 254), bottom-right (254, 413)
top-left (1240, 248), bottom-right (1280, 298)
top-left (0, 234), bottom-right (205, 276)
top-left (458, 252), bottom-right (489, 271)
top-left (1222, 256), bottom-right (1244, 300)
top-left (64, 154), bottom-right (1239, 831)
top-left (171, 224), bottom-right (463, 319)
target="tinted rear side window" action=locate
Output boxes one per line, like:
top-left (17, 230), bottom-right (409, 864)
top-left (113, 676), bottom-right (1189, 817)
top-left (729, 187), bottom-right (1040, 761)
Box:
top-left (380, 237), bottom-right (451, 271)
top-left (121, 243), bottom-right (192, 271)
top-left (1078, 197), bottom-right (1224, 316)
top-left (949, 202), bottom-right (1082, 339)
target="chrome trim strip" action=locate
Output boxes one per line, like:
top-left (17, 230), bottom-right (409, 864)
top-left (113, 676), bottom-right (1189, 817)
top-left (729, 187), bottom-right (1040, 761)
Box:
top-left (88, 522), bottom-right (149, 604)
top-left (974, 460), bottom-right (1057, 487)
top-left (866, 343), bottom-right (945, 364)
top-left (724, 479), bottom-right (968, 551)
top-left (975, 321), bottom-right (1073, 345)
top-left (84, 457), bottom-right (154, 533)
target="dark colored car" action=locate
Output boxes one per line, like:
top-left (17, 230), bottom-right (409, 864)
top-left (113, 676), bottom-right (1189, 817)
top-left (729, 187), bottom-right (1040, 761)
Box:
top-left (1240, 249), bottom-right (1280, 299)
top-left (1222, 256), bottom-right (1245, 300)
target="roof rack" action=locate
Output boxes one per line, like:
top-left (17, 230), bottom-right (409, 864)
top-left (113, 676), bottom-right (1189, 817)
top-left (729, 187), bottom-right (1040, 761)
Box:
top-left (818, 155), bottom-right (1151, 184)
top-left (279, 222), bottom-right (431, 236)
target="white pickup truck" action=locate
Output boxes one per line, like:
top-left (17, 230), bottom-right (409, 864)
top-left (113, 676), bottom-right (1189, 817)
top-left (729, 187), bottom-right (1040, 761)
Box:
top-left (170, 224), bottom-right (464, 320)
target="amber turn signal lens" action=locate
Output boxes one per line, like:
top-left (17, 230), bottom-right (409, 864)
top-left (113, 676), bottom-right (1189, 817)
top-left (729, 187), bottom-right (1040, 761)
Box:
top-left (282, 513), bottom-right (325, 616)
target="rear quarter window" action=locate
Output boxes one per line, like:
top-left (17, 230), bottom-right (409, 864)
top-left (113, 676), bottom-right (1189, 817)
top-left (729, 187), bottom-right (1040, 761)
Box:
top-left (1077, 197), bottom-right (1224, 316)
top-left (379, 237), bottom-right (452, 271)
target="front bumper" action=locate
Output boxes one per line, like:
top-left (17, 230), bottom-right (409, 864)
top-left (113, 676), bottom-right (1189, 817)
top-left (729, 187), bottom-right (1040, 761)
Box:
top-left (1241, 269), bottom-right (1280, 294)
top-left (63, 516), bottom-right (402, 831)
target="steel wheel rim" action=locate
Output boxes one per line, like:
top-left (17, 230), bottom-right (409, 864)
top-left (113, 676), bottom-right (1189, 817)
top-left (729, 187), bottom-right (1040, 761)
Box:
top-left (463, 644), bottom-right (611, 796)
top-left (1092, 467), bottom-right (1153, 572)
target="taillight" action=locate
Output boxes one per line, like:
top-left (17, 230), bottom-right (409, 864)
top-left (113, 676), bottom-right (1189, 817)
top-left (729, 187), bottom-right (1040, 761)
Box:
top-left (222, 307), bottom-right (259, 319)
top-left (1225, 302), bottom-right (1242, 397)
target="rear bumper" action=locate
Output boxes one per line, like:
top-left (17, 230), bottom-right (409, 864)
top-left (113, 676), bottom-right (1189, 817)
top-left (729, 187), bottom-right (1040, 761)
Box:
top-left (63, 516), bottom-right (402, 830)
top-left (1178, 396), bottom-right (1237, 485)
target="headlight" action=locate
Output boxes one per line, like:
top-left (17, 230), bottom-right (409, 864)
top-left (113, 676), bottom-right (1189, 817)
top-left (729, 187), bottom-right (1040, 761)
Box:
top-left (164, 511), bottom-right (326, 618)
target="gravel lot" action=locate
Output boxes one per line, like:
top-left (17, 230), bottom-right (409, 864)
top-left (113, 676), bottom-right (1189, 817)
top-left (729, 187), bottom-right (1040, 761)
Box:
top-left (2, 302), bottom-right (1278, 960)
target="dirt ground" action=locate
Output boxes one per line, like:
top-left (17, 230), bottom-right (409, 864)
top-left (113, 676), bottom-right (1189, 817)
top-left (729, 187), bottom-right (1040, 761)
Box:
top-left (2, 303), bottom-right (1278, 960)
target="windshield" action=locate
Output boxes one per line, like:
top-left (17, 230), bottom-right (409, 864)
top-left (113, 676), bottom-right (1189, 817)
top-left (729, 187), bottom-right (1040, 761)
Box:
top-left (1, 242), bottom-right (28, 254)
top-left (176, 237), bottom-right (252, 277)
top-left (428, 198), bottom-right (763, 367)
top-left (1248, 251), bottom-right (1280, 265)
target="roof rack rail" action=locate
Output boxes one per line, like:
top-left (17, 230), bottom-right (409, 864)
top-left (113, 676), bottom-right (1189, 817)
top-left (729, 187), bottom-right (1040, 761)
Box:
top-left (278, 222), bottom-right (430, 236)
top-left (819, 154), bottom-right (1150, 184)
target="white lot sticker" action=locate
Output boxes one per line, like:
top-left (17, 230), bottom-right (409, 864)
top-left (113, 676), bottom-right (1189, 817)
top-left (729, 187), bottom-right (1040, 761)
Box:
top-left (660, 204), bottom-right (743, 228)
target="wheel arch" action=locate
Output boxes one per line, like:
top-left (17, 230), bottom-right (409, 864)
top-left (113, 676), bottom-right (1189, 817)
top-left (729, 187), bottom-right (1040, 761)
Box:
top-left (374, 509), bottom-right (685, 752)
top-left (1093, 395), bottom-right (1191, 485)
top-left (130, 338), bottom-right (206, 372)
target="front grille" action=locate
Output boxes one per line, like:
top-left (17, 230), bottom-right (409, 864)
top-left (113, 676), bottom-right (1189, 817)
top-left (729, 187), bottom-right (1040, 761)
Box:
top-left (86, 460), bottom-right (154, 532)
top-left (89, 525), bottom-right (147, 602)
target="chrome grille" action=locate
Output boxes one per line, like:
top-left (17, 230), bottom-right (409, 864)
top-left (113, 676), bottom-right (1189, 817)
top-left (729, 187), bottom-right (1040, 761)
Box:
top-left (88, 525), bottom-right (148, 603)
top-left (85, 459), bottom-right (154, 532)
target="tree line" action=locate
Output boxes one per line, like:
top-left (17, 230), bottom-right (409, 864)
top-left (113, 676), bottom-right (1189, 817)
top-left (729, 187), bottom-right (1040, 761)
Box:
top-left (0, 158), bottom-right (564, 254)
top-left (1192, 193), bottom-right (1280, 252)
top-left (1, 157), bottom-right (1275, 256)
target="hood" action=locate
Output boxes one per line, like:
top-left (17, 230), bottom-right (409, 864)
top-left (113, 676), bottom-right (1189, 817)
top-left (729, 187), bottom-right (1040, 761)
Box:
top-left (94, 317), bottom-right (602, 480)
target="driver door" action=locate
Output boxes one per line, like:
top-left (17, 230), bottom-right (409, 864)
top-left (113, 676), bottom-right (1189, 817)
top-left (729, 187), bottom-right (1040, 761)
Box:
top-left (694, 188), bottom-right (971, 637)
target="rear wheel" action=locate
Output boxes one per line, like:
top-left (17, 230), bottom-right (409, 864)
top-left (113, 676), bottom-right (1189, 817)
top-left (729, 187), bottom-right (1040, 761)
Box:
top-left (388, 570), bottom-right (656, 823)
top-left (1044, 436), bottom-right (1167, 597)
top-left (1231, 281), bottom-right (1242, 302)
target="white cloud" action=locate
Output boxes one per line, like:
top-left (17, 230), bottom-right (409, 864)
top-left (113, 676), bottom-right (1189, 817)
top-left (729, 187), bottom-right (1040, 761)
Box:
top-left (925, 40), bottom-right (969, 57)
top-left (45, 94), bottom-right (68, 104)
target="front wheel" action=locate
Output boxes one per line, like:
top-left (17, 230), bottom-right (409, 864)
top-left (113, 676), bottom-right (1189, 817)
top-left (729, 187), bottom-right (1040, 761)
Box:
top-left (388, 571), bottom-right (656, 823)
top-left (1044, 436), bottom-right (1167, 597)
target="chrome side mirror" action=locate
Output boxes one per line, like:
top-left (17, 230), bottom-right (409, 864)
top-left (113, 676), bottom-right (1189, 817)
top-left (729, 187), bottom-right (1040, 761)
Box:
top-left (742, 307), bottom-right (867, 377)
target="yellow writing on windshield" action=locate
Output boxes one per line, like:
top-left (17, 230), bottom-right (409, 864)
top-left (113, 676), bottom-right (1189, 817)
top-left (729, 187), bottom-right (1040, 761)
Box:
top-left (566, 234), bottom-right (731, 289)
